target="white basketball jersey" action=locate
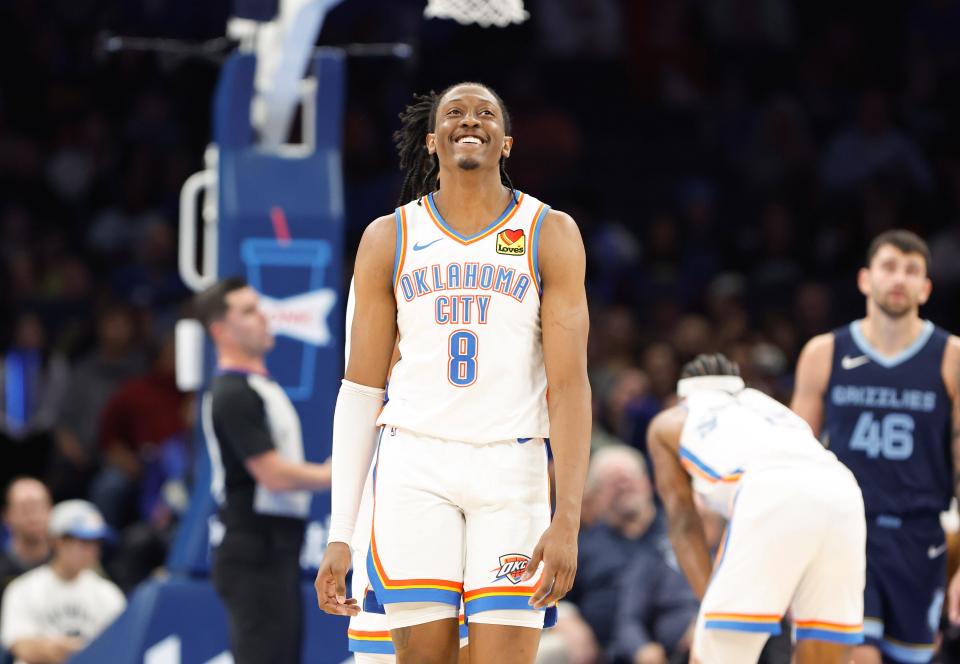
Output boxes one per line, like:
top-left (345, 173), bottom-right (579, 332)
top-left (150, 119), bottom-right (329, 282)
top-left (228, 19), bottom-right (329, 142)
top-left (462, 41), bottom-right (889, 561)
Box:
top-left (377, 191), bottom-right (551, 443)
top-left (679, 388), bottom-right (838, 517)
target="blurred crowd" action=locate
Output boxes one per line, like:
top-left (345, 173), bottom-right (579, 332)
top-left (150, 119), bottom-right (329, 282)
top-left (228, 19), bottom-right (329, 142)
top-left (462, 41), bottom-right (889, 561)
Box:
top-left (3, 0), bottom-right (960, 662)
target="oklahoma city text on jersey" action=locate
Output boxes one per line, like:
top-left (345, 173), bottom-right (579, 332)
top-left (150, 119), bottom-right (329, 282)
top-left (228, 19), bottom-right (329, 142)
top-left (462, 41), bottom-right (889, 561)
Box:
top-left (377, 191), bottom-right (551, 443)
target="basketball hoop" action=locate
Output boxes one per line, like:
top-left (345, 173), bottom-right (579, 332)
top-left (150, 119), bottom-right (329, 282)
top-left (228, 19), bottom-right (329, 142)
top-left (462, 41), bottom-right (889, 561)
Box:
top-left (423, 0), bottom-right (529, 28)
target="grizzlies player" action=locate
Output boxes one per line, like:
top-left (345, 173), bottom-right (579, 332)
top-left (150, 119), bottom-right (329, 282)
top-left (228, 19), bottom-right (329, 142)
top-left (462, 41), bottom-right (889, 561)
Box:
top-left (792, 230), bottom-right (960, 664)
top-left (315, 83), bottom-right (591, 664)
top-left (649, 354), bottom-right (866, 664)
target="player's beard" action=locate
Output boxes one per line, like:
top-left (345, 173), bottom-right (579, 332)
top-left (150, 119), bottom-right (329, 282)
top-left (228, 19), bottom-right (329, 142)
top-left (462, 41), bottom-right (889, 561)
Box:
top-left (456, 156), bottom-right (481, 171)
top-left (874, 293), bottom-right (914, 319)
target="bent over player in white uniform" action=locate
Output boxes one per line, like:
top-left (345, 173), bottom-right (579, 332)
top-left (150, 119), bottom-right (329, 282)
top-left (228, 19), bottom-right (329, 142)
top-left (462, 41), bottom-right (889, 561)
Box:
top-left (315, 82), bottom-right (591, 664)
top-left (647, 354), bottom-right (867, 664)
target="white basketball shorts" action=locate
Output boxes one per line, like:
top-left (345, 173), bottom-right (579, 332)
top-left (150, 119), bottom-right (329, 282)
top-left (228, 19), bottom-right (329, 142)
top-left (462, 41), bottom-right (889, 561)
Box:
top-left (694, 462), bottom-right (866, 651)
top-left (348, 459), bottom-right (467, 656)
top-left (366, 427), bottom-right (551, 626)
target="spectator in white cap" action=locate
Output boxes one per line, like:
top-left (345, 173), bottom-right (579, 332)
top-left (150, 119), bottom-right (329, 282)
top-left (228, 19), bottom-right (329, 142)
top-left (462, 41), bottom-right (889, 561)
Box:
top-left (0, 500), bottom-right (125, 664)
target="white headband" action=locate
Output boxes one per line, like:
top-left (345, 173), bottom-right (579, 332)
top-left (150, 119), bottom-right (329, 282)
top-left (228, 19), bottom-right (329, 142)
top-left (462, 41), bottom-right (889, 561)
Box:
top-left (676, 375), bottom-right (745, 398)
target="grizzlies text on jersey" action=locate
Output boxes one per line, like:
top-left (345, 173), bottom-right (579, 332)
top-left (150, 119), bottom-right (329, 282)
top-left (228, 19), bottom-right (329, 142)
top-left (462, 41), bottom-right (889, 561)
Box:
top-left (824, 320), bottom-right (951, 516)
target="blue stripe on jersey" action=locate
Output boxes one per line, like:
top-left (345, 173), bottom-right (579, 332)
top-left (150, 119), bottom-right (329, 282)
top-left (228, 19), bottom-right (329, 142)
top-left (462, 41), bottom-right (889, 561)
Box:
top-left (349, 638), bottom-right (394, 655)
top-left (795, 628), bottom-right (863, 645)
top-left (850, 320), bottom-right (935, 368)
top-left (530, 204), bottom-right (550, 294)
top-left (392, 207), bottom-right (403, 288)
top-left (703, 619), bottom-right (782, 634)
top-left (878, 640), bottom-right (935, 663)
top-left (426, 191), bottom-right (519, 242)
top-left (824, 320), bottom-right (951, 515)
top-left (679, 447), bottom-right (722, 480)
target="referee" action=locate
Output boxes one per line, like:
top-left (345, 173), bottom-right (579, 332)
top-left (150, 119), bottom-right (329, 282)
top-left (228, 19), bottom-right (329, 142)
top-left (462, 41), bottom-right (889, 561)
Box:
top-left (194, 277), bottom-right (332, 664)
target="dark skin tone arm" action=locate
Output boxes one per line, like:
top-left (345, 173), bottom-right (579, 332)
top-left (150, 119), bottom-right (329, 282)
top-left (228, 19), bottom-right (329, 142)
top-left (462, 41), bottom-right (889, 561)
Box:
top-left (520, 210), bottom-right (591, 609)
top-left (314, 213), bottom-right (397, 618)
top-left (646, 406), bottom-right (713, 600)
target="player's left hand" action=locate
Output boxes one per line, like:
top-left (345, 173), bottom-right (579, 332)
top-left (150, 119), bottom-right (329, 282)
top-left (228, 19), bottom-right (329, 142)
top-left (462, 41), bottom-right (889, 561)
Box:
top-left (523, 518), bottom-right (578, 609)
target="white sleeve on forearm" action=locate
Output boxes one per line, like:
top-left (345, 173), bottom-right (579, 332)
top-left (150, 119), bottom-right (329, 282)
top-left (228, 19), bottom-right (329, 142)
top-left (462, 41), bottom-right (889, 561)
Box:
top-left (328, 379), bottom-right (384, 545)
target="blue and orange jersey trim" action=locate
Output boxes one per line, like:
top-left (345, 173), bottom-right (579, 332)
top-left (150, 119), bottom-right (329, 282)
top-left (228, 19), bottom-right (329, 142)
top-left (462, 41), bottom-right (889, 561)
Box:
top-left (527, 203), bottom-right (550, 295)
top-left (463, 584), bottom-right (544, 616)
top-left (704, 612), bottom-right (782, 634)
top-left (679, 447), bottom-right (743, 484)
top-left (368, 534), bottom-right (463, 595)
top-left (794, 619), bottom-right (863, 645)
top-left (366, 445), bottom-right (462, 606)
top-left (348, 615), bottom-right (468, 654)
top-left (425, 191), bottom-right (525, 245)
top-left (393, 206), bottom-right (408, 292)
top-left (348, 628), bottom-right (394, 655)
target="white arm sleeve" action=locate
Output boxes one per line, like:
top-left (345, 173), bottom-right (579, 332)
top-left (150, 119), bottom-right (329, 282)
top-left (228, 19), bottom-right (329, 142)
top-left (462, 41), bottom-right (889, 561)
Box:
top-left (328, 380), bottom-right (384, 545)
top-left (328, 278), bottom-right (383, 545)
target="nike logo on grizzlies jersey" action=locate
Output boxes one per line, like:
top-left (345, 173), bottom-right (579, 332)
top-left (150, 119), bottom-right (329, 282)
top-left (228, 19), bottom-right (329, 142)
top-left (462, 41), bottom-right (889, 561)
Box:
top-left (929, 543), bottom-right (947, 559)
top-left (413, 238), bottom-right (443, 252)
top-left (841, 354), bottom-right (871, 370)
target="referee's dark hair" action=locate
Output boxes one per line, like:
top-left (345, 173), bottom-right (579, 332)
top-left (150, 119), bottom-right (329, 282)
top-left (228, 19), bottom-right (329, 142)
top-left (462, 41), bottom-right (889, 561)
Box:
top-left (194, 276), bottom-right (249, 331)
top-left (680, 353), bottom-right (741, 379)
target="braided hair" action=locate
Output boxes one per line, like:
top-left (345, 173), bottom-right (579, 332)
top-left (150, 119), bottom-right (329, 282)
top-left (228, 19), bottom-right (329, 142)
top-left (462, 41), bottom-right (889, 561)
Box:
top-left (393, 82), bottom-right (518, 206)
top-left (679, 353), bottom-right (742, 379)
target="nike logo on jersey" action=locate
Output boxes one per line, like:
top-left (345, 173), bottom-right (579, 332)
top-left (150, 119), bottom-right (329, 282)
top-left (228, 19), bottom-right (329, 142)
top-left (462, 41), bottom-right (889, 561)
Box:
top-left (929, 543), bottom-right (947, 559)
top-left (413, 238), bottom-right (443, 252)
top-left (841, 354), bottom-right (871, 370)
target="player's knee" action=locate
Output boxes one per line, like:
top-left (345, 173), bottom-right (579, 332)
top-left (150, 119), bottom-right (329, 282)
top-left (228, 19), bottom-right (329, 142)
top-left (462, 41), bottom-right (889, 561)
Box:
top-left (385, 601), bottom-right (459, 630)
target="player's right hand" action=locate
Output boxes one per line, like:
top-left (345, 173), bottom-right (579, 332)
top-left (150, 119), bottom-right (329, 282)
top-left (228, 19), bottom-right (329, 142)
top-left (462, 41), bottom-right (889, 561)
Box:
top-left (315, 541), bottom-right (359, 616)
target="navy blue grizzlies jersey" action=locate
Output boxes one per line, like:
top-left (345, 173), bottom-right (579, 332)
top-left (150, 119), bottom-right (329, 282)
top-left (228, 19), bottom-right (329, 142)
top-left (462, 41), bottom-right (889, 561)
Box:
top-left (824, 320), bottom-right (952, 516)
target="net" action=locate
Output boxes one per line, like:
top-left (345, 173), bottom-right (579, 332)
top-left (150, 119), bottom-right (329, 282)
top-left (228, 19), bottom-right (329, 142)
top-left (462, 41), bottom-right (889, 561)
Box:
top-left (423, 0), bottom-right (529, 28)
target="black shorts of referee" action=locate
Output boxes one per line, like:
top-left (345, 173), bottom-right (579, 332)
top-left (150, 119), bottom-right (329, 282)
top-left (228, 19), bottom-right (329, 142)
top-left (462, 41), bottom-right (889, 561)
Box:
top-left (212, 515), bottom-right (306, 664)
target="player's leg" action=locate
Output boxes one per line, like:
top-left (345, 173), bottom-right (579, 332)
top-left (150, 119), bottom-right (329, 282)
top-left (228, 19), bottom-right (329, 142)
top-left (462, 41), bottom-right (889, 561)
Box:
top-left (462, 438), bottom-right (552, 664)
top-left (794, 640), bottom-right (854, 664)
top-left (467, 623), bottom-right (540, 663)
top-left (861, 515), bottom-right (945, 664)
top-left (389, 612), bottom-right (460, 664)
top-left (370, 429), bottom-right (465, 663)
top-left (791, 466), bottom-right (867, 664)
top-left (375, 606), bottom-right (469, 664)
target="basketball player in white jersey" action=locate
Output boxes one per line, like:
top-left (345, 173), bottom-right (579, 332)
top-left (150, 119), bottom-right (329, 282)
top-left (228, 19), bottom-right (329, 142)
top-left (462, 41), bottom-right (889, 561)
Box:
top-left (315, 83), bottom-right (591, 664)
top-left (647, 354), bottom-right (866, 664)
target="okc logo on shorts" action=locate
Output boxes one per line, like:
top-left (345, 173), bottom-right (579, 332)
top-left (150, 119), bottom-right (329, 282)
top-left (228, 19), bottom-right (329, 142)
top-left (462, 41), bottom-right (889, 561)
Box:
top-left (496, 229), bottom-right (525, 255)
top-left (492, 553), bottom-right (530, 584)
